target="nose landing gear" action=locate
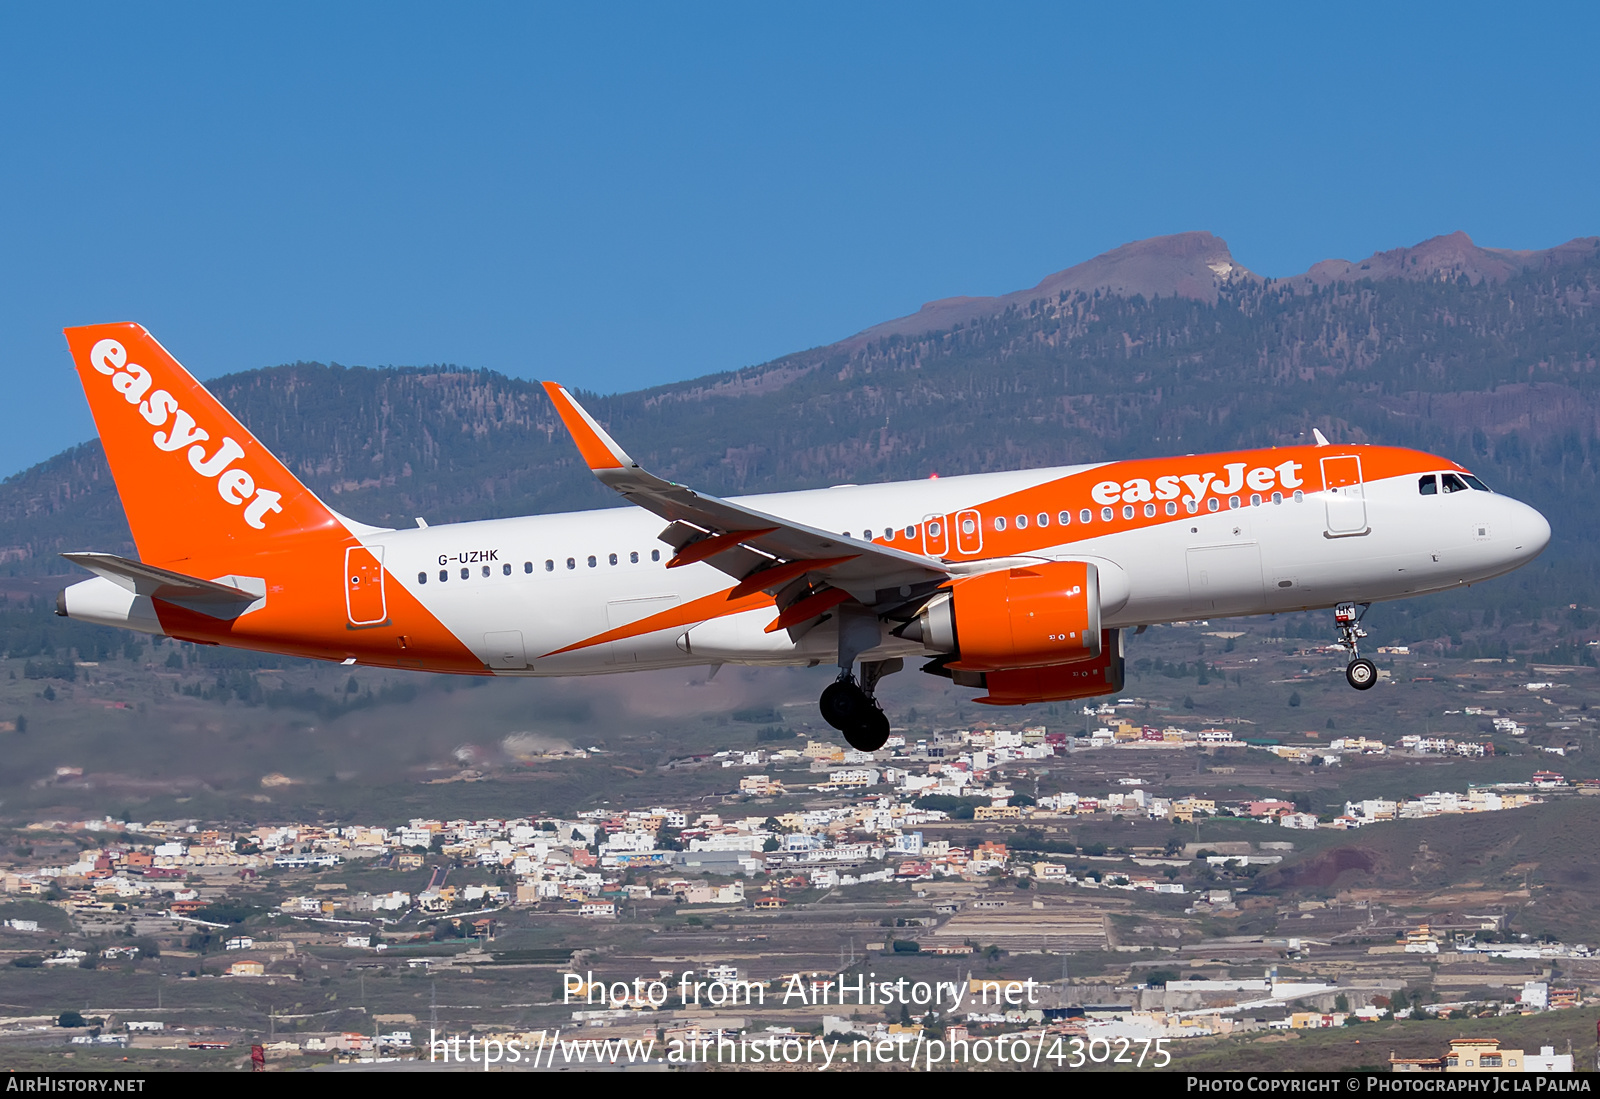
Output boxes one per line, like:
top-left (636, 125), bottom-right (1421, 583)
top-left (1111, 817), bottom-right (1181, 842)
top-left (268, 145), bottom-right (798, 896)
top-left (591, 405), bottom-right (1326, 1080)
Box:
top-left (1334, 602), bottom-right (1377, 690)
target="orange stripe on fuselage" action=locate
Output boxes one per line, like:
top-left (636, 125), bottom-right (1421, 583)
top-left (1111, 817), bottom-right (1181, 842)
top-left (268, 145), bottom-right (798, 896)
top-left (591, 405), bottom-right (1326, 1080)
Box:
top-left (881, 445), bottom-right (1458, 561)
top-left (150, 538), bottom-right (489, 674)
top-left (541, 586), bottom-right (777, 658)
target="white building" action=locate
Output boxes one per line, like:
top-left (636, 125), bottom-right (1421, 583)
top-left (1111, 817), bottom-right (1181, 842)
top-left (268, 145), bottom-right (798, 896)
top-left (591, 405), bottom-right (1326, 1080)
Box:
top-left (1524, 1046), bottom-right (1574, 1072)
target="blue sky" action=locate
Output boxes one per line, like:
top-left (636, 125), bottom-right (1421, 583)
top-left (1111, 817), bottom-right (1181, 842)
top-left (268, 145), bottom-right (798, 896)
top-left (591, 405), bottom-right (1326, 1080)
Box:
top-left (1, 3), bottom-right (1596, 477)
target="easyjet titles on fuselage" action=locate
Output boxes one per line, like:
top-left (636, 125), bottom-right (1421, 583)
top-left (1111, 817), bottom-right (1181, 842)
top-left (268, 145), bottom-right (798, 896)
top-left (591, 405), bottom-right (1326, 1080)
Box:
top-left (88, 338), bottom-right (284, 530)
top-left (1091, 459), bottom-right (1304, 510)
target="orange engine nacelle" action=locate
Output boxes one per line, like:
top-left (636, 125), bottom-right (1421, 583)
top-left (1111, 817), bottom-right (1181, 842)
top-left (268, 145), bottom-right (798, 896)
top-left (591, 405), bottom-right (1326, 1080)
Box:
top-left (971, 629), bottom-right (1125, 706)
top-left (916, 560), bottom-right (1101, 672)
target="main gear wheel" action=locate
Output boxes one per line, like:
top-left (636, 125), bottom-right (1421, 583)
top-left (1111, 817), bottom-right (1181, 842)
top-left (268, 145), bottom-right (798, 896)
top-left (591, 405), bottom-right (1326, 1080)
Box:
top-left (819, 677), bottom-right (890, 752)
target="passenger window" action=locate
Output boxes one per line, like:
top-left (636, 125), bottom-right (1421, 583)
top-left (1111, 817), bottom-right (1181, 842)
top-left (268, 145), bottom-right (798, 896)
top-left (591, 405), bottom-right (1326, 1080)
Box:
top-left (1058, 511), bottom-right (1071, 526)
top-left (1015, 515), bottom-right (1027, 529)
top-left (994, 516), bottom-right (1007, 531)
top-left (1101, 507), bottom-right (1113, 521)
top-left (630, 551), bottom-right (639, 563)
top-left (904, 526), bottom-right (916, 538)
top-left (863, 530), bottom-right (873, 541)
top-left (1418, 475), bottom-right (1437, 495)
top-left (1271, 492), bottom-right (1283, 505)
top-left (1080, 509), bottom-right (1092, 524)
top-left (651, 549), bottom-right (660, 562)
top-left (1121, 505), bottom-right (1134, 520)
top-left (883, 528), bottom-right (894, 541)
top-left (544, 560), bottom-right (554, 572)
top-left (417, 572), bottom-right (427, 585)
top-left (1228, 496), bottom-right (1240, 510)
top-left (962, 518), bottom-right (976, 534)
top-left (609, 553), bottom-right (618, 566)
top-left (1207, 498), bottom-right (1220, 512)
top-left (503, 563), bottom-right (512, 575)
top-left (1143, 503), bottom-right (1156, 518)
top-left (481, 565), bottom-right (490, 577)
top-left (566, 558), bottom-right (576, 570)
top-left (1165, 501), bottom-right (1177, 515)
top-left (1037, 512), bottom-right (1049, 527)
top-left (439, 570), bottom-right (448, 582)
top-left (460, 567), bottom-right (469, 579)
top-left (1442, 473), bottom-right (1468, 493)
top-left (1249, 494), bottom-right (1261, 507)
top-left (587, 555), bottom-right (597, 568)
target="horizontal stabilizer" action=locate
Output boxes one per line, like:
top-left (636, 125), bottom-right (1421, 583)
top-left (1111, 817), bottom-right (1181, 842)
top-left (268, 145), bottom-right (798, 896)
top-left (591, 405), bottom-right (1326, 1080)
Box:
top-left (61, 552), bottom-right (261, 606)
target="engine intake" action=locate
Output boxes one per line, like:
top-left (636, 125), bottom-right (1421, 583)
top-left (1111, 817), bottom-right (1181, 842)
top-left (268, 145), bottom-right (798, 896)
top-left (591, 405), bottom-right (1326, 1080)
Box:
top-left (915, 560), bottom-right (1102, 671)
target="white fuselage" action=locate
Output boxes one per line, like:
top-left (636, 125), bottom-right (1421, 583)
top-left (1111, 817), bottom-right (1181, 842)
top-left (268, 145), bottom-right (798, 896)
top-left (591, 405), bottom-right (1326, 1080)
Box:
top-left (371, 461), bottom-right (1550, 675)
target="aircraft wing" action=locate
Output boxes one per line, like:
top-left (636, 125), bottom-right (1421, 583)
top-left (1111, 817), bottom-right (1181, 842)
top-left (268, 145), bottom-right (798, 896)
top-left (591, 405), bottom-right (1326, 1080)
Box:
top-left (542, 383), bottom-right (950, 611)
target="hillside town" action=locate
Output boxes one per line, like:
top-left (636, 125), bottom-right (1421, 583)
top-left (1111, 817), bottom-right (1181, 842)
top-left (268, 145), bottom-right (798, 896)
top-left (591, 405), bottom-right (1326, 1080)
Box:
top-left (3, 717), bottom-right (1574, 909)
top-left (2, 699), bottom-right (1595, 1070)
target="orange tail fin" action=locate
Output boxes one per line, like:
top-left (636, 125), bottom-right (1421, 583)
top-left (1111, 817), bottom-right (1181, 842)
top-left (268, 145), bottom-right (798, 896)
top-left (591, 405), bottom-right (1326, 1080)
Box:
top-left (63, 323), bottom-right (344, 567)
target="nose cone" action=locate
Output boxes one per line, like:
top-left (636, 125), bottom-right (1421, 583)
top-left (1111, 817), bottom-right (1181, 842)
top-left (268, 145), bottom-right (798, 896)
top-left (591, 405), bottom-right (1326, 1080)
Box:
top-left (1506, 498), bottom-right (1551, 563)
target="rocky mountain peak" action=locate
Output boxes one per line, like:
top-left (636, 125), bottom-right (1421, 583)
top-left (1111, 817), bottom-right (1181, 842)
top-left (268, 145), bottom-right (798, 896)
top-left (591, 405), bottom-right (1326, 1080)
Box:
top-left (852, 231), bottom-right (1256, 345)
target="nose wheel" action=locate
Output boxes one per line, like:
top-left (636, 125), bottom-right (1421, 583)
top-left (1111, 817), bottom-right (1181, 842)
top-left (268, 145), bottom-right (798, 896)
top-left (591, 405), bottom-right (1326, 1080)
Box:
top-left (1334, 602), bottom-right (1378, 691)
top-left (1345, 658), bottom-right (1377, 690)
top-left (819, 660), bottom-right (898, 752)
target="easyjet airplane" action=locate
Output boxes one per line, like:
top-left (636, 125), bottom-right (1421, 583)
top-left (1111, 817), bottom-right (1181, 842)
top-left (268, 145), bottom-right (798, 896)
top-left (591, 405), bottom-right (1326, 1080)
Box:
top-left (57, 324), bottom-right (1551, 751)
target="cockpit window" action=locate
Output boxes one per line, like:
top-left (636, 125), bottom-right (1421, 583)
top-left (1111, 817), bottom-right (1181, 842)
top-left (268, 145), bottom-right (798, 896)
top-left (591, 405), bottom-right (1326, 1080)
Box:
top-left (1462, 474), bottom-right (1491, 492)
top-left (1418, 475), bottom-right (1437, 495)
top-left (1441, 473), bottom-right (1469, 494)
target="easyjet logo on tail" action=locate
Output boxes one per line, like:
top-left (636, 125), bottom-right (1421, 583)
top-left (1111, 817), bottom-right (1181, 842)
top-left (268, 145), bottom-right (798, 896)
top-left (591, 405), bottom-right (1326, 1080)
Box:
top-left (89, 338), bottom-right (283, 530)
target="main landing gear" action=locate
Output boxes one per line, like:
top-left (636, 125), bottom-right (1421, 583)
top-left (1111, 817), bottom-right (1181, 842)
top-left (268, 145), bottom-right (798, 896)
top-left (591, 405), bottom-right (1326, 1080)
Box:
top-left (819, 603), bottom-right (907, 751)
top-left (1334, 601), bottom-right (1377, 691)
top-left (820, 658), bottom-right (902, 752)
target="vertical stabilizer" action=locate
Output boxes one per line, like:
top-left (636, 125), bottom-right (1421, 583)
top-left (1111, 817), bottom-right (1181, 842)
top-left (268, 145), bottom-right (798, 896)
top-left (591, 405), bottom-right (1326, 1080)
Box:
top-left (62, 323), bottom-right (343, 567)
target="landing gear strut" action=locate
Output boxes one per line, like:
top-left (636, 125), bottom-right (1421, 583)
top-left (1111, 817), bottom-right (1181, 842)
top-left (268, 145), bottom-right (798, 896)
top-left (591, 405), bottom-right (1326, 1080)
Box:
top-left (820, 605), bottom-right (898, 751)
top-left (819, 658), bottom-right (901, 752)
top-left (1334, 601), bottom-right (1377, 691)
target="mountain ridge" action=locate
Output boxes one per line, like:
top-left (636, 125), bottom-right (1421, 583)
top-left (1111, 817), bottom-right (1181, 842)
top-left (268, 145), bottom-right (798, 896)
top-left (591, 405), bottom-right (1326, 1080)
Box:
top-left (847, 230), bottom-right (1599, 347)
top-left (4, 229), bottom-right (1599, 649)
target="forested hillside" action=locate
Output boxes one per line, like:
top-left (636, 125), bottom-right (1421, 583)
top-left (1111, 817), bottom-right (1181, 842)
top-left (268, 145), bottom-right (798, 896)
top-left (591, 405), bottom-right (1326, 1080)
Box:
top-left (4, 232), bottom-right (1598, 655)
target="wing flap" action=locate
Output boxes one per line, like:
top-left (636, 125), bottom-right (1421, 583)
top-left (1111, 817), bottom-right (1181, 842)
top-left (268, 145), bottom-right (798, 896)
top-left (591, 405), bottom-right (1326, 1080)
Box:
top-left (666, 527), bottom-right (778, 568)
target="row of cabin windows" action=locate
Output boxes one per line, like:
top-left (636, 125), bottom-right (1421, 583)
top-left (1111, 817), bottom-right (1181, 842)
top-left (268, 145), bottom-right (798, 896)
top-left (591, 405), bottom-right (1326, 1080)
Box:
top-left (845, 475), bottom-right (1487, 544)
top-left (417, 548), bottom-right (661, 584)
top-left (415, 479), bottom-right (1357, 585)
top-left (846, 490), bottom-right (1307, 541)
